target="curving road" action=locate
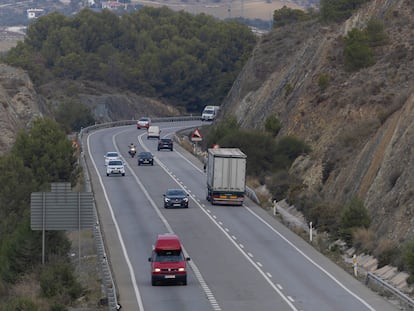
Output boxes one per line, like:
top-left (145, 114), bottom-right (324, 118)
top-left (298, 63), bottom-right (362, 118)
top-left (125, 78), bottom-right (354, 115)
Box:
top-left (83, 120), bottom-right (398, 311)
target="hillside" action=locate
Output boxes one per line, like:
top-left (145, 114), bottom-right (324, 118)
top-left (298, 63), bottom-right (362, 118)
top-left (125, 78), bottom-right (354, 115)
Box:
top-left (221, 0), bottom-right (414, 243)
top-left (0, 64), bottom-right (181, 155)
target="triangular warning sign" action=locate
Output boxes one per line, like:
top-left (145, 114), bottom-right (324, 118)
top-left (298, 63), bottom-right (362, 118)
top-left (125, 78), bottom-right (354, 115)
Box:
top-left (192, 128), bottom-right (202, 138)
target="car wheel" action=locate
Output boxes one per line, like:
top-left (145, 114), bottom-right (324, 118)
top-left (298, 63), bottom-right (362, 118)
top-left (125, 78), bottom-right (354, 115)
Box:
top-left (151, 277), bottom-right (157, 286)
top-left (122, 173), bottom-right (125, 176)
top-left (151, 162), bottom-right (154, 166)
top-left (106, 173), bottom-right (109, 176)
top-left (182, 277), bottom-right (187, 285)
top-left (170, 148), bottom-right (173, 151)
top-left (164, 204), bottom-right (168, 209)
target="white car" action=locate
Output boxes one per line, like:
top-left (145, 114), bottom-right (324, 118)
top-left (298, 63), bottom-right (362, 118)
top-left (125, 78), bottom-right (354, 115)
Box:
top-left (106, 159), bottom-right (125, 176)
top-left (104, 151), bottom-right (120, 166)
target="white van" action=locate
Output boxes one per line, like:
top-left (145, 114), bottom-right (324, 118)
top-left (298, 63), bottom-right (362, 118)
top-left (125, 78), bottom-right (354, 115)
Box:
top-left (147, 125), bottom-right (160, 139)
top-left (201, 106), bottom-right (220, 121)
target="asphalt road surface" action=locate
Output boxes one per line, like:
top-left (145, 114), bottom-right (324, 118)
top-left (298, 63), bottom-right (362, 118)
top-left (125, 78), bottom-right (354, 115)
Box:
top-left (83, 120), bottom-right (398, 311)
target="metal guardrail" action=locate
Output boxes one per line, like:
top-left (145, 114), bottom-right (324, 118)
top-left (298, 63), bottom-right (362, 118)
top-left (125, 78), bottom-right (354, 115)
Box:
top-left (78, 115), bottom-right (201, 310)
top-left (80, 142), bottom-right (120, 310)
top-left (81, 115), bottom-right (201, 134)
top-left (366, 272), bottom-right (414, 310)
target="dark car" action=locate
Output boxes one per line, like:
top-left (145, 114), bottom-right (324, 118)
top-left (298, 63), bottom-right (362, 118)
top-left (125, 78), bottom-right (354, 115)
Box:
top-left (158, 138), bottom-right (173, 151)
top-left (163, 189), bottom-right (189, 208)
top-left (138, 151), bottom-right (154, 166)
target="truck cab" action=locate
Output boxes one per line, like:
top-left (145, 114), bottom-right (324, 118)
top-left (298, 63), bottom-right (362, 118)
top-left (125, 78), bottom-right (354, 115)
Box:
top-left (148, 233), bottom-right (190, 285)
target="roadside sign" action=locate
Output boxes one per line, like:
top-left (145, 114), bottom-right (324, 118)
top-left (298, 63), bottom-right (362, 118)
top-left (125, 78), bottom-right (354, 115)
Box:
top-left (191, 128), bottom-right (202, 142)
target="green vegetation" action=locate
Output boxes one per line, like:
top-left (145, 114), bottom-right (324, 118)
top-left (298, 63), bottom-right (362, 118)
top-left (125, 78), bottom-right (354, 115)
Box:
top-left (344, 18), bottom-right (388, 71)
top-left (0, 118), bottom-right (82, 309)
top-left (403, 240), bottom-right (414, 284)
top-left (272, 6), bottom-right (312, 28)
top-left (205, 117), bottom-right (311, 191)
top-left (318, 73), bottom-right (330, 91)
top-left (264, 115), bottom-right (282, 137)
top-left (344, 28), bottom-right (375, 71)
top-left (3, 7), bottom-right (256, 113)
top-left (339, 197), bottom-right (371, 246)
top-left (320, 0), bottom-right (370, 23)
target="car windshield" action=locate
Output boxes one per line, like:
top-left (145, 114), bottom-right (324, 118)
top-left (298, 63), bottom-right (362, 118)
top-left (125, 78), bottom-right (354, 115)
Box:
top-left (106, 152), bottom-right (118, 158)
top-left (161, 139), bottom-right (171, 142)
top-left (108, 160), bottom-right (123, 166)
top-left (154, 250), bottom-right (184, 262)
top-left (139, 118), bottom-right (149, 122)
top-left (140, 152), bottom-right (152, 157)
top-left (204, 109), bottom-right (214, 114)
top-left (167, 189), bottom-right (185, 196)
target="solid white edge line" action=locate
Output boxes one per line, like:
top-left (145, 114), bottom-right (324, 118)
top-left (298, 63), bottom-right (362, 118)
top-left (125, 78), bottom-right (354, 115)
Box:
top-left (87, 130), bottom-right (145, 311)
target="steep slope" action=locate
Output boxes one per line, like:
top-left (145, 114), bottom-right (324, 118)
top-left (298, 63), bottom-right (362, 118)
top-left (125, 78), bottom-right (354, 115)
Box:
top-left (221, 0), bottom-right (414, 242)
top-left (0, 66), bottom-right (180, 154)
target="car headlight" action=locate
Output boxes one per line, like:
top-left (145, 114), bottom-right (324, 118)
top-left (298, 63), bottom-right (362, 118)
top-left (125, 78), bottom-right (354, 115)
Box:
top-left (183, 197), bottom-right (189, 202)
top-left (154, 268), bottom-right (161, 272)
top-left (178, 268), bottom-right (185, 272)
top-left (165, 198), bottom-right (170, 202)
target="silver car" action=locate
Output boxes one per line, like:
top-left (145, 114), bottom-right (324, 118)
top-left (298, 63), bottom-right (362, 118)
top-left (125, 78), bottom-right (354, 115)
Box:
top-left (104, 151), bottom-right (120, 166)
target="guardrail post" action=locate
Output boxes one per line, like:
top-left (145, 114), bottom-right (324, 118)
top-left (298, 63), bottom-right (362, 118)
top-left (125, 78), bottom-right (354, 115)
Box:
top-left (309, 222), bottom-right (313, 242)
top-left (353, 254), bottom-right (358, 277)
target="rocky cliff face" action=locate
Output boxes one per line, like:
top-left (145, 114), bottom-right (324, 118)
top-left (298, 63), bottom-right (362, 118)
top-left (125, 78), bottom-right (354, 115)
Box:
top-left (0, 66), bottom-right (180, 154)
top-left (221, 0), bottom-right (414, 242)
top-left (0, 64), bottom-right (45, 154)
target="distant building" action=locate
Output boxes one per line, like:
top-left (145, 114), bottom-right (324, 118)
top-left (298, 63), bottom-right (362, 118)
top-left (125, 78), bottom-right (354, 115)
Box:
top-left (27, 8), bottom-right (45, 19)
top-left (101, 1), bottom-right (125, 10)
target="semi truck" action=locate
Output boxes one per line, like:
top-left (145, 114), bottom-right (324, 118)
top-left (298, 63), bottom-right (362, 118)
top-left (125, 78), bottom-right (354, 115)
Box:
top-left (206, 148), bottom-right (247, 205)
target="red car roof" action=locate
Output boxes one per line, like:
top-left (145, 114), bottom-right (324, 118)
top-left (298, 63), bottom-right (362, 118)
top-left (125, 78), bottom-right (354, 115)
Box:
top-left (154, 233), bottom-right (182, 251)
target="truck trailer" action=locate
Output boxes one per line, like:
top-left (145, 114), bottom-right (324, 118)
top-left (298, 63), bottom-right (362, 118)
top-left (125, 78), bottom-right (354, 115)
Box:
top-left (206, 148), bottom-right (247, 205)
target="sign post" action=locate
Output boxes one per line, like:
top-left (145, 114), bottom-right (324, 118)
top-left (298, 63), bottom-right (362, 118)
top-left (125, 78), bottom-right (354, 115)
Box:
top-left (31, 182), bottom-right (94, 264)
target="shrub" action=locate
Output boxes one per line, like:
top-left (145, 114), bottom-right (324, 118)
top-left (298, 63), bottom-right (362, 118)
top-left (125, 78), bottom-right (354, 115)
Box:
top-left (339, 197), bottom-right (371, 246)
top-left (365, 18), bottom-right (388, 47)
top-left (264, 115), bottom-right (282, 137)
top-left (344, 28), bottom-right (375, 71)
top-left (403, 240), bottom-right (414, 283)
top-left (308, 201), bottom-right (341, 234)
top-left (273, 6), bottom-right (309, 28)
top-left (320, 0), bottom-right (370, 23)
top-left (374, 239), bottom-right (399, 269)
top-left (352, 227), bottom-right (375, 253)
top-left (2, 297), bottom-right (40, 311)
top-left (285, 83), bottom-right (293, 97)
top-left (276, 136), bottom-right (311, 161)
top-left (40, 261), bottom-right (83, 301)
top-left (318, 73), bottom-right (330, 91)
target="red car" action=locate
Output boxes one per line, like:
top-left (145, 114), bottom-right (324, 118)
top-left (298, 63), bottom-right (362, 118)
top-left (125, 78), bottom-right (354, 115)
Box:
top-left (148, 233), bottom-right (190, 285)
top-left (137, 117), bottom-right (151, 129)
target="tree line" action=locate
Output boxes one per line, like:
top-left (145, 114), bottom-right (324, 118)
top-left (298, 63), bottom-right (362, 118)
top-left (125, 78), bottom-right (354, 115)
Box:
top-left (3, 7), bottom-right (257, 113)
top-left (0, 118), bottom-right (82, 310)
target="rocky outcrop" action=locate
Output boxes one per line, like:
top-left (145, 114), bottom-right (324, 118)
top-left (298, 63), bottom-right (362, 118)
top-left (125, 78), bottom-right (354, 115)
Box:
top-left (0, 68), bottom-right (181, 154)
top-left (222, 0), bottom-right (414, 242)
top-left (0, 64), bottom-right (44, 154)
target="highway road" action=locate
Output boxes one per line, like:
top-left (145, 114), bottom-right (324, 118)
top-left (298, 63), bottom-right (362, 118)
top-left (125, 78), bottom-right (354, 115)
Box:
top-left (83, 120), bottom-right (398, 311)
